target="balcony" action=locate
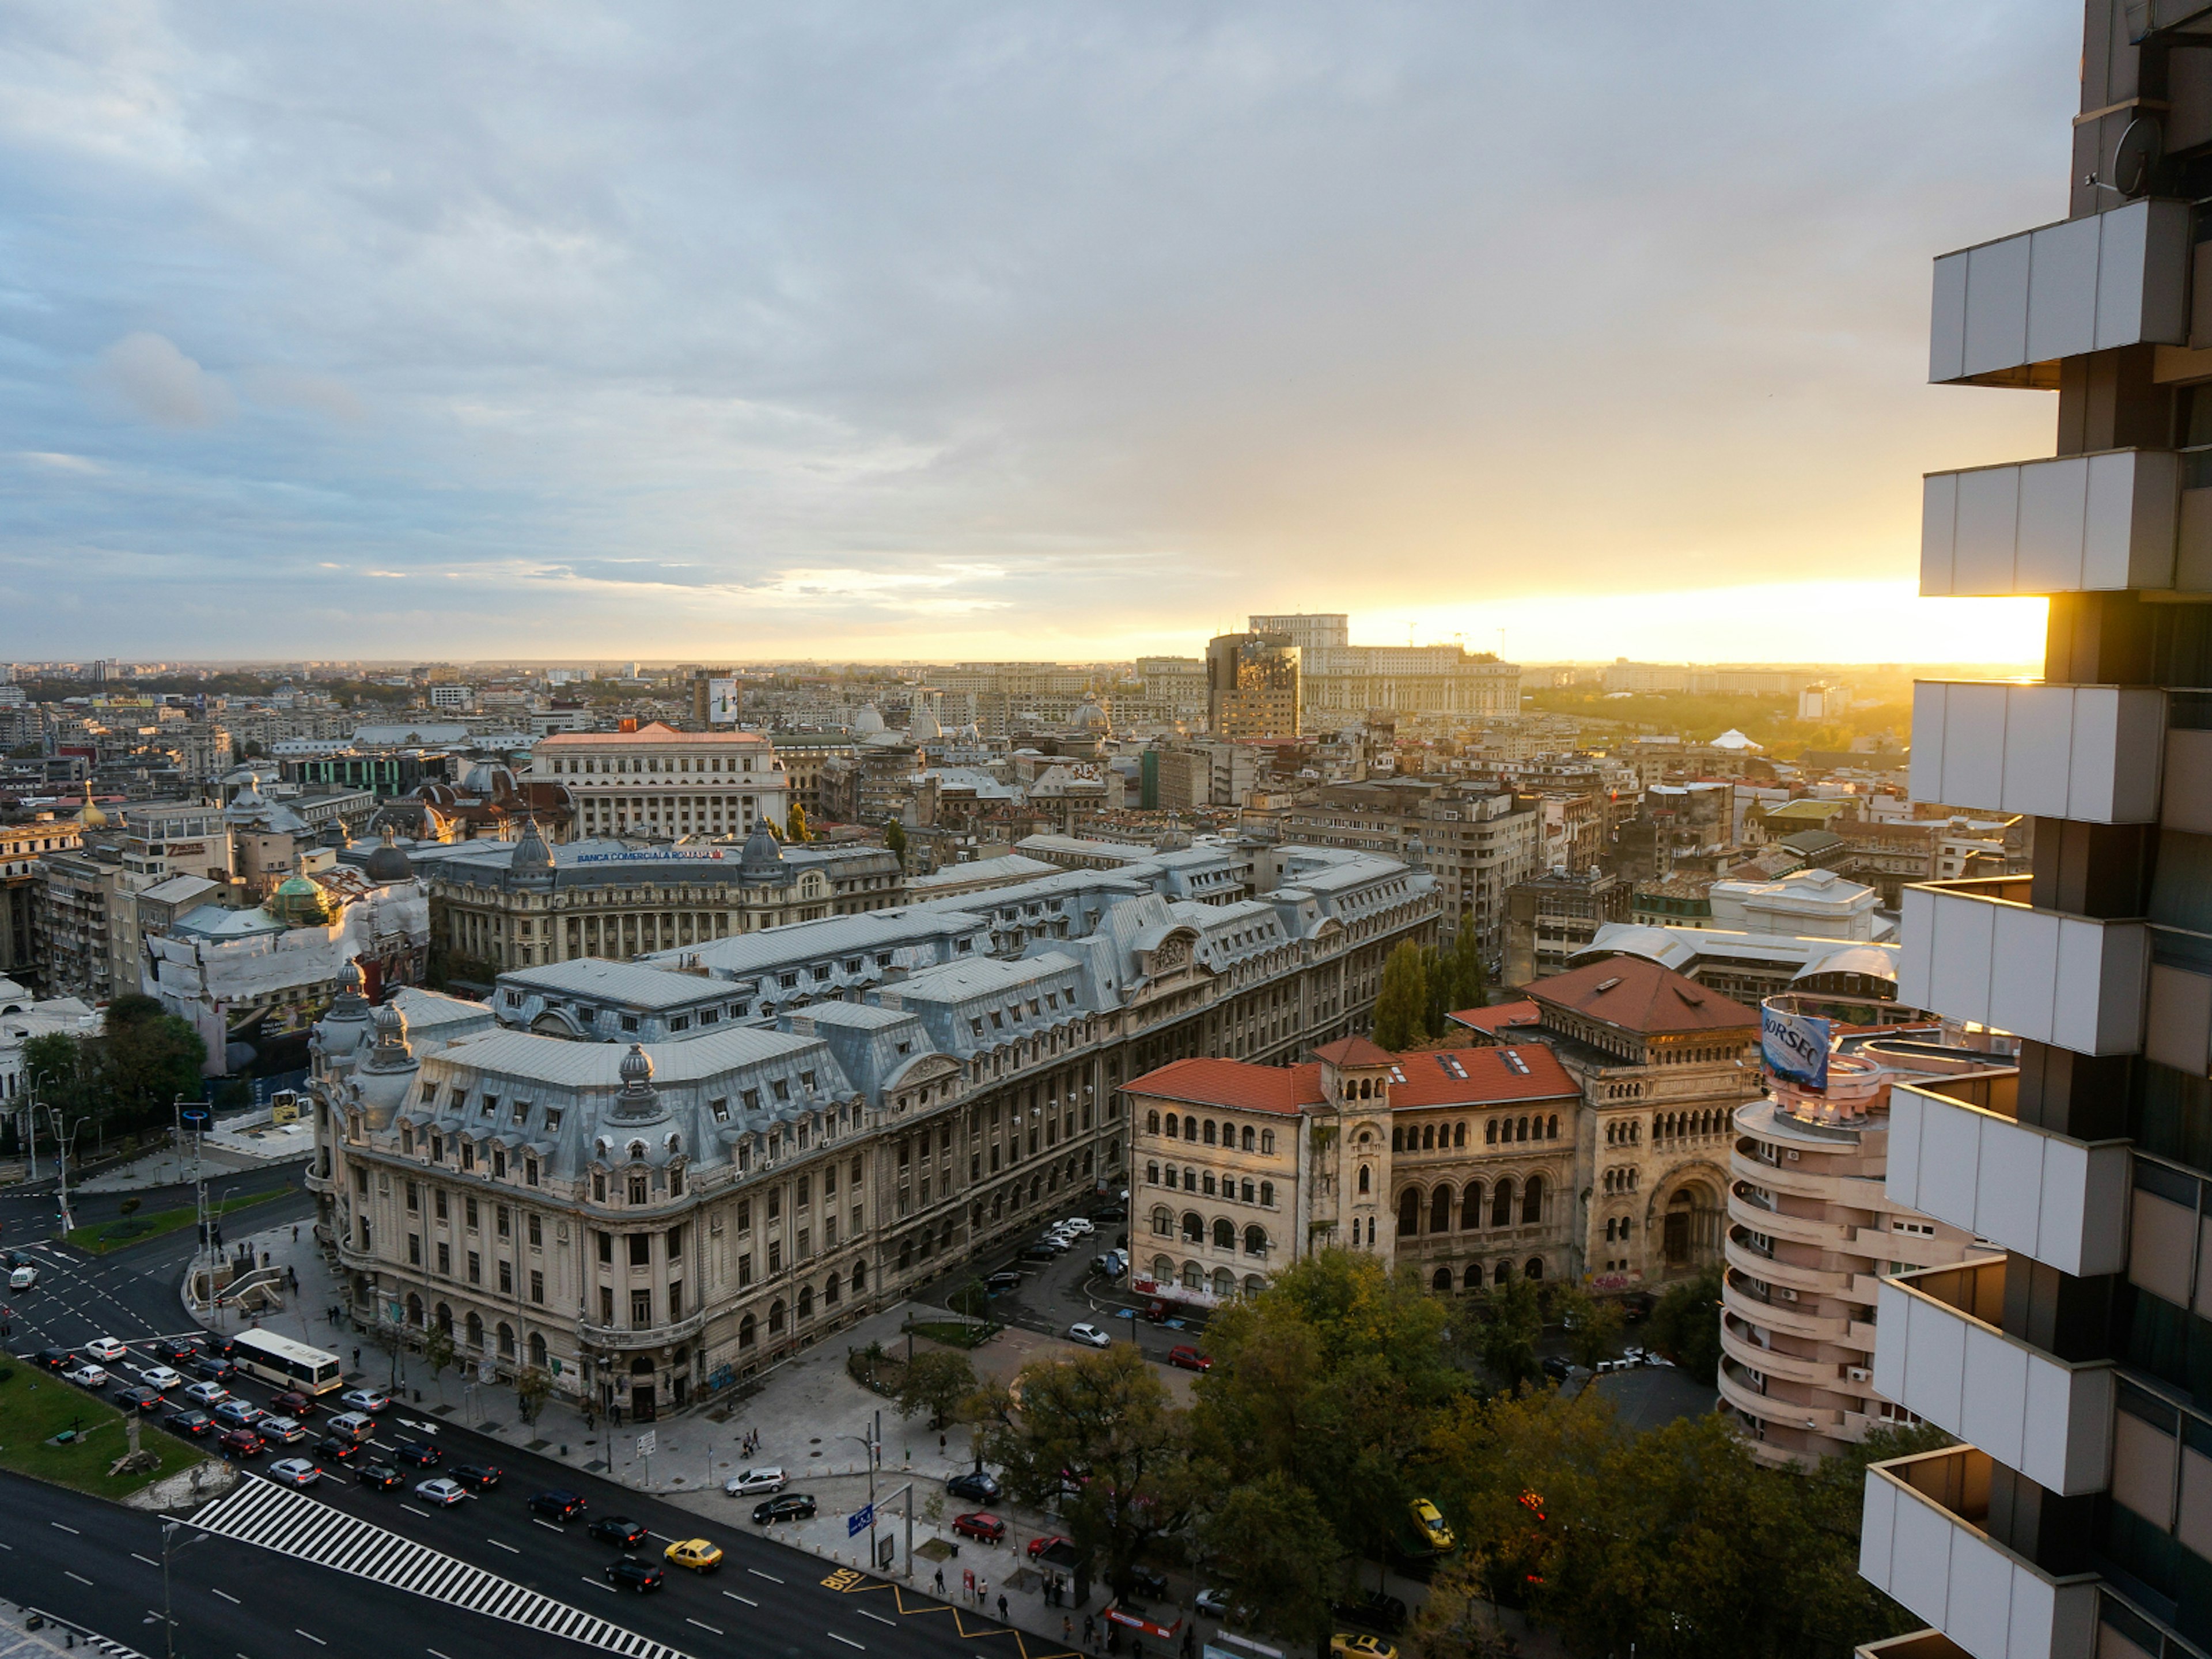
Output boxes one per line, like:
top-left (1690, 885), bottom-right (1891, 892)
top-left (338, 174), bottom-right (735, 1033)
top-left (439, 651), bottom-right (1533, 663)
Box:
top-left (1920, 449), bottom-right (2181, 596)
top-left (1910, 681), bottom-right (2167, 824)
top-left (1896, 877), bottom-right (2150, 1055)
top-left (1887, 1077), bottom-right (2130, 1278)
top-left (579, 1309), bottom-right (709, 1350)
top-left (1930, 198), bottom-right (2189, 387)
top-left (1860, 1446), bottom-right (2100, 1659)
top-left (1874, 1259), bottom-right (2115, 1498)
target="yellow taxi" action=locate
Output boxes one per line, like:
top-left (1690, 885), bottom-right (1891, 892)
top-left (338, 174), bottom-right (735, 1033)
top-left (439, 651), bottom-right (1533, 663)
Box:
top-left (1410, 1497), bottom-right (1455, 1551)
top-left (664, 1538), bottom-right (725, 1574)
top-left (1331, 1635), bottom-right (1398, 1659)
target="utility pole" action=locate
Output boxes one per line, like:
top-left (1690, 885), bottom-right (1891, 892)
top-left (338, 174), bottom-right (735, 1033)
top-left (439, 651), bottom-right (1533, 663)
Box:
top-left (161, 1517), bottom-right (176, 1659)
top-left (48, 1107), bottom-right (77, 1234)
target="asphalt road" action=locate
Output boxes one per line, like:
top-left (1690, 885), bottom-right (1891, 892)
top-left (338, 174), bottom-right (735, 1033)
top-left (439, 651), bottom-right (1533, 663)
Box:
top-left (6, 1195), bottom-right (1082, 1659)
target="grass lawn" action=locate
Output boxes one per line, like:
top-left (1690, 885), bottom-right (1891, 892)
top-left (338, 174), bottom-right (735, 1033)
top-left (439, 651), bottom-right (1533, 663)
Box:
top-left (905, 1319), bottom-right (1000, 1349)
top-left (0, 1365), bottom-right (208, 1498)
top-left (66, 1186), bottom-right (290, 1254)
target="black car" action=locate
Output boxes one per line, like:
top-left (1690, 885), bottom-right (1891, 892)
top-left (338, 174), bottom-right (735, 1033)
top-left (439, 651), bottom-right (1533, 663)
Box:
top-left (984, 1270), bottom-right (1022, 1292)
top-left (112, 1385), bottom-right (164, 1412)
top-left (1018, 1244), bottom-right (1059, 1263)
top-left (1331, 1593), bottom-right (1410, 1635)
top-left (1540, 1355), bottom-right (1572, 1382)
top-left (32, 1349), bottom-right (70, 1372)
top-left (193, 1357), bottom-right (236, 1382)
top-left (391, 1441), bottom-right (441, 1468)
top-left (752, 1494), bottom-right (817, 1525)
top-left (946, 1471), bottom-right (1001, 1502)
top-left (315, 1435), bottom-right (363, 1463)
top-left (151, 1338), bottom-right (199, 1366)
top-left (357, 1463), bottom-right (404, 1490)
top-left (164, 1410), bottom-right (214, 1438)
top-left (200, 1336), bottom-right (240, 1359)
top-left (1129, 1566), bottom-right (1170, 1601)
top-left (589, 1516), bottom-right (649, 1549)
top-left (529, 1490), bottom-right (587, 1521)
top-left (451, 1462), bottom-right (501, 1491)
top-left (605, 1558), bottom-right (664, 1592)
top-left (1095, 1205), bottom-right (1128, 1222)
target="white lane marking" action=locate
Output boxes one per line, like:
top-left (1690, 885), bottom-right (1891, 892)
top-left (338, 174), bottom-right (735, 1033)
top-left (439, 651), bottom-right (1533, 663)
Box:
top-left (722, 1591), bottom-right (759, 1607)
top-left (428, 1650), bottom-right (456, 1659)
top-left (748, 1568), bottom-right (783, 1583)
top-left (532, 1518), bottom-right (565, 1533)
top-left (686, 1619), bottom-right (724, 1634)
top-left (400, 1505), bottom-right (430, 1518)
top-left (859, 1609), bottom-right (898, 1626)
top-left (211, 1588), bottom-right (241, 1604)
top-left (63, 1571), bottom-right (93, 1586)
top-left (582, 1577), bottom-right (615, 1592)
top-left (486, 1537), bottom-right (520, 1553)
top-left (296, 1630), bottom-right (328, 1646)
top-left (132, 1552), bottom-right (160, 1566)
top-left (50, 1523), bottom-right (79, 1535)
top-left (828, 1635), bottom-right (866, 1651)
top-left (647, 1531), bottom-right (677, 1543)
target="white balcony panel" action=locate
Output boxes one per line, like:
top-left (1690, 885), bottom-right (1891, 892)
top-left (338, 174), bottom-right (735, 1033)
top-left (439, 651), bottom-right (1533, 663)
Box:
top-left (1921, 449), bottom-right (2179, 597)
top-left (1931, 199), bottom-right (2190, 385)
top-left (1873, 1277), bottom-right (2114, 1497)
top-left (1911, 681), bottom-right (2166, 824)
top-left (1897, 882), bottom-right (2149, 1054)
top-left (1887, 1083), bottom-right (2131, 1277)
top-left (1861, 1460), bottom-right (2101, 1659)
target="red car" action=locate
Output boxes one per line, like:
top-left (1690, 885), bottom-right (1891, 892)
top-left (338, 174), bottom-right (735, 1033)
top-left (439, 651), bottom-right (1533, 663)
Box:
top-left (1166, 1346), bottom-right (1213, 1372)
top-left (952, 1512), bottom-right (1006, 1543)
top-left (271, 1391), bottom-right (319, 1419)
top-left (1028, 1534), bottom-right (1072, 1560)
top-left (218, 1427), bottom-right (266, 1459)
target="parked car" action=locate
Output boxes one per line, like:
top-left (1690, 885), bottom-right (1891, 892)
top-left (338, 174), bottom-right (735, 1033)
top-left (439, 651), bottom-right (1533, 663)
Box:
top-left (590, 1516), bottom-right (649, 1549)
top-left (1539, 1355), bottom-right (1572, 1382)
top-left (752, 1493), bottom-right (816, 1526)
top-left (1331, 1593), bottom-right (1409, 1635)
top-left (1195, 1588), bottom-right (1232, 1619)
top-left (1095, 1203), bottom-right (1128, 1222)
top-left (528, 1489), bottom-right (587, 1521)
top-left (985, 1270), bottom-right (1023, 1293)
top-left (451, 1463), bottom-right (502, 1491)
top-left (1409, 1498), bottom-right (1454, 1551)
top-left (1057, 1217), bottom-right (1096, 1236)
top-left (1128, 1566), bottom-right (1169, 1601)
top-left (1027, 1535), bottom-right (1073, 1560)
top-left (1092, 1251), bottom-right (1127, 1279)
top-left (1331, 1637), bottom-right (1399, 1659)
top-left (62, 1363), bottom-right (109, 1389)
top-left (415, 1478), bottom-right (469, 1507)
top-left (946, 1470), bottom-right (1001, 1502)
top-left (218, 1427), bottom-right (266, 1459)
top-left (1018, 1244), bottom-right (1060, 1263)
top-left (268, 1458), bottom-right (321, 1488)
top-left (356, 1463), bottom-right (404, 1491)
top-left (665, 1539), bottom-right (724, 1574)
top-left (164, 1410), bottom-right (214, 1438)
top-left (1165, 1345), bottom-right (1211, 1372)
top-left (1067, 1323), bottom-right (1111, 1349)
top-left (952, 1512), bottom-right (1007, 1543)
top-left (604, 1558), bottom-right (664, 1593)
top-left (84, 1337), bottom-right (128, 1363)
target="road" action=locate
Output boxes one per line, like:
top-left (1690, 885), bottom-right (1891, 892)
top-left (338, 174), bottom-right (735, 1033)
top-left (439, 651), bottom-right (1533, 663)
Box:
top-left (4, 1185), bottom-right (1081, 1659)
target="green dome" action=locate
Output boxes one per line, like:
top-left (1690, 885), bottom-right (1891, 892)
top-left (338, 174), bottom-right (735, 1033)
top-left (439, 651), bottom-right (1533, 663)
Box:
top-left (271, 870), bottom-right (331, 926)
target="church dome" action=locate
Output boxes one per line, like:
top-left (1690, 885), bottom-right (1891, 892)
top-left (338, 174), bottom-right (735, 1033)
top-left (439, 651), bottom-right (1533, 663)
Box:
top-left (365, 824), bottom-right (413, 884)
top-left (76, 782), bottom-right (108, 830)
top-left (271, 865), bottom-right (332, 927)
top-left (1073, 695), bottom-right (1112, 735)
top-left (742, 822), bottom-right (786, 876)
top-left (854, 703), bottom-right (885, 736)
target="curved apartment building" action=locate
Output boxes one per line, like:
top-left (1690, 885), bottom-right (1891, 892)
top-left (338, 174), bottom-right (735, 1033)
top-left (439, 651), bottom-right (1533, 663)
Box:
top-left (1721, 994), bottom-right (2009, 1467)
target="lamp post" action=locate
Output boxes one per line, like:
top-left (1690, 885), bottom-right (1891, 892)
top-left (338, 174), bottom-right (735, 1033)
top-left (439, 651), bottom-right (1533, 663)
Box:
top-left (48, 1109), bottom-right (88, 1235)
top-left (842, 1413), bottom-right (882, 1571)
top-left (23, 1067), bottom-right (53, 1183)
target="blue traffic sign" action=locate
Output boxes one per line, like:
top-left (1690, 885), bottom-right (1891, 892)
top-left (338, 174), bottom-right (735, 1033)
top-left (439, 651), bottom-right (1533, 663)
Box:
top-left (847, 1503), bottom-right (874, 1538)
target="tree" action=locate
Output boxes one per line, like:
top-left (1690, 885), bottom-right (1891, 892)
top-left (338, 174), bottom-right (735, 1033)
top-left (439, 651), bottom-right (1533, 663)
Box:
top-left (1646, 1264), bottom-right (1724, 1384)
top-left (895, 1349), bottom-right (976, 1430)
top-left (515, 1365), bottom-right (553, 1424)
top-left (980, 1344), bottom-right (1209, 1604)
top-left (882, 819), bottom-right (908, 868)
top-left (423, 1322), bottom-right (456, 1394)
top-left (1195, 1471), bottom-right (1341, 1652)
top-left (1471, 1274), bottom-right (1544, 1389)
top-left (786, 804), bottom-right (812, 843)
top-left (94, 997), bottom-right (206, 1133)
top-left (1550, 1283), bottom-right (1623, 1373)
top-left (1437, 912), bottom-right (1488, 1016)
top-left (1372, 941), bottom-right (1429, 1050)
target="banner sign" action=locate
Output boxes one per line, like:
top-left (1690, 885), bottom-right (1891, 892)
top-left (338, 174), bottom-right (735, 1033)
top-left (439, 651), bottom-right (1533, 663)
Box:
top-left (1760, 1004), bottom-right (1831, 1093)
top-left (572, 848), bottom-right (730, 865)
top-left (707, 679), bottom-right (741, 724)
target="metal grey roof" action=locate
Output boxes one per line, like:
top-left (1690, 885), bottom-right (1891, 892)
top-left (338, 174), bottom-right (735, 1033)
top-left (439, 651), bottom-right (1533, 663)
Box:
top-left (433, 1024), bottom-right (825, 1088)
top-left (498, 958), bottom-right (728, 1011)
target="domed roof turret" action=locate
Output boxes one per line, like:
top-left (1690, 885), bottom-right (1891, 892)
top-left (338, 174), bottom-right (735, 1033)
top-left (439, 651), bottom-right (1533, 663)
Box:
top-left (912, 703), bottom-right (942, 742)
top-left (742, 822), bottom-right (785, 876)
top-left (75, 782), bottom-right (108, 830)
top-left (854, 703), bottom-right (885, 736)
top-left (608, 1042), bottom-right (667, 1126)
top-left (510, 818), bottom-right (553, 879)
top-left (1074, 695), bottom-right (1112, 735)
top-left (365, 824), bottom-right (412, 884)
top-left (311, 957), bottom-right (374, 1067)
top-left (271, 861), bottom-right (332, 927)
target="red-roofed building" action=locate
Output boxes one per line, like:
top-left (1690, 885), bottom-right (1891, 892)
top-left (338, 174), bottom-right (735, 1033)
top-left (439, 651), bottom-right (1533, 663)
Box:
top-left (1123, 1036), bottom-right (1582, 1300)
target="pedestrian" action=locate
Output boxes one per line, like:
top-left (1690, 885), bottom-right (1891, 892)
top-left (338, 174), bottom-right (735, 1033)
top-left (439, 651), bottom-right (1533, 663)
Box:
top-left (353, 1346), bottom-right (361, 1370)
top-left (998, 1594), bottom-right (1009, 1623)
top-left (934, 1567), bottom-right (945, 1597)
top-left (291, 1224), bottom-right (299, 1243)
top-left (1181, 1627), bottom-right (1195, 1659)
top-left (978, 1576), bottom-right (988, 1609)
top-left (1065, 1619), bottom-right (1075, 1646)
top-left (1084, 1614), bottom-right (1096, 1646)
top-left (964, 1569), bottom-right (975, 1603)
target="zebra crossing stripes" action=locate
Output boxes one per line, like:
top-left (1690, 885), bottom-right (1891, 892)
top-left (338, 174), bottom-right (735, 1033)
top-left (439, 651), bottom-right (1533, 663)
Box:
top-left (184, 1478), bottom-right (691, 1659)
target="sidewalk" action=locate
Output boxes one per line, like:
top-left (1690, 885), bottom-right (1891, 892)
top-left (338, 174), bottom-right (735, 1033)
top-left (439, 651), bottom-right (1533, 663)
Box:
top-left (76, 1137), bottom-right (297, 1195)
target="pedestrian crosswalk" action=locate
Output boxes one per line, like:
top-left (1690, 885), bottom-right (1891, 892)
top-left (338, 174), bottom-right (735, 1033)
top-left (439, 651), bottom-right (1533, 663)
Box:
top-left (185, 1478), bottom-right (691, 1659)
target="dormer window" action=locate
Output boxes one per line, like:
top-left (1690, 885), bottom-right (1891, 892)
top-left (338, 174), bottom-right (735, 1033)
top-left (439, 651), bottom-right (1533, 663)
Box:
top-left (800, 1071), bottom-right (816, 1090)
top-left (400, 1123), bottom-right (412, 1154)
top-left (628, 1141), bottom-right (647, 1161)
top-left (628, 1173), bottom-right (648, 1204)
top-left (897, 1041), bottom-right (912, 1055)
top-left (710, 1097), bottom-right (730, 1123)
top-left (480, 1096), bottom-right (497, 1118)
top-left (593, 1172), bottom-right (608, 1203)
top-left (512, 1101), bottom-right (529, 1124)
top-left (771, 1079), bottom-right (790, 1102)
top-left (669, 1015), bottom-right (691, 1033)
top-left (544, 1109), bottom-right (562, 1132)
top-left (742, 1088), bottom-right (760, 1111)
top-left (429, 1134), bottom-right (444, 1162)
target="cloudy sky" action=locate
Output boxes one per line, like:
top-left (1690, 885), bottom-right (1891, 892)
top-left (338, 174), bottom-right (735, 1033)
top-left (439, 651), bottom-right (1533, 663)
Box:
top-left (2, 2), bottom-right (2077, 664)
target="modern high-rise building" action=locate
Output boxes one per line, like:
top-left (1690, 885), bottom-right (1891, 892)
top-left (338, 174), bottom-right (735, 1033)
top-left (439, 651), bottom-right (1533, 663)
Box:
top-left (1205, 632), bottom-right (1301, 738)
top-left (1856, 8), bottom-right (2212, 1656)
top-left (1246, 612), bottom-right (1349, 652)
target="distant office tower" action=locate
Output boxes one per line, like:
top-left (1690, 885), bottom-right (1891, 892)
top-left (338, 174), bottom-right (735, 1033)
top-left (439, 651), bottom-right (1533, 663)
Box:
top-left (1855, 8), bottom-right (2212, 1656)
top-left (1247, 612), bottom-right (1349, 652)
top-left (1205, 632), bottom-right (1300, 738)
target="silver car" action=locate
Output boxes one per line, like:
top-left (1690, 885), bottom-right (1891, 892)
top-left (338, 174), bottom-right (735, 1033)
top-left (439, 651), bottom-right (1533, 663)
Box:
top-left (725, 1465), bottom-right (787, 1496)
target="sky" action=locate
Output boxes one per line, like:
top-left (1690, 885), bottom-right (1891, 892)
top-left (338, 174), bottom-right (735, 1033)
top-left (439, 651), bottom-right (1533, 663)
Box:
top-left (0, 2), bottom-right (2080, 665)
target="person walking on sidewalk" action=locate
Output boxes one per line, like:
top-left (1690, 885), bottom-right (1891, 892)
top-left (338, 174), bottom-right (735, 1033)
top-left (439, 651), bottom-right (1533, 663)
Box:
top-left (998, 1594), bottom-right (1009, 1623)
top-left (934, 1567), bottom-right (945, 1597)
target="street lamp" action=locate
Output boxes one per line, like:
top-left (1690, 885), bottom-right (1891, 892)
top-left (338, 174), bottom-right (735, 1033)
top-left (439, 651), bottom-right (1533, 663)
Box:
top-left (22, 1067), bottom-right (54, 1183)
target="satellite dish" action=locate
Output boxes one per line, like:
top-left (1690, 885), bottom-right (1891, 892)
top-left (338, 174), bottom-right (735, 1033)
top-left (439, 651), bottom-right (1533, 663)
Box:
top-left (2112, 116), bottom-right (2165, 197)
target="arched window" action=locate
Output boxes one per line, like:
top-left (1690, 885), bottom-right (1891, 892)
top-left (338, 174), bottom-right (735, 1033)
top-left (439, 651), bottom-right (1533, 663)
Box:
top-left (1182, 1211), bottom-right (1205, 1243)
top-left (1433, 1267), bottom-right (1453, 1291)
top-left (739, 1313), bottom-right (757, 1348)
top-left (1485, 1120), bottom-right (1498, 1145)
top-left (465, 1311), bottom-right (484, 1350)
top-left (1430, 1185), bottom-right (1453, 1233)
top-left (798, 1285), bottom-right (813, 1320)
top-left (1241, 1126), bottom-right (1255, 1152)
top-left (528, 1331), bottom-right (547, 1369)
top-left (1464, 1264), bottom-right (1484, 1290)
top-left (1244, 1274), bottom-right (1266, 1299)
top-left (1455, 1122), bottom-right (1467, 1148)
top-left (1397, 1190), bottom-right (1421, 1236)
top-left (852, 1260), bottom-right (867, 1293)
top-left (1213, 1217), bottom-right (1235, 1249)
top-left (1152, 1255), bottom-right (1175, 1282)
top-left (1212, 1267), bottom-right (1236, 1299)
top-left (1151, 1206), bottom-right (1173, 1236)
top-left (1183, 1262), bottom-right (1204, 1290)
top-left (1260, 1130), bottom-right (1275, 1155)
top-left (1516, 1116), bottom-right (1529, 1141)
top-left (1146, 1110), bottom-right (1160, 1134)
top-left (435, 1302), bottom-right (453, 1335)
top-left (1525, 1257), bottom-right (1544, 1281)
top-left (1493, 1260), bottom-right (1512, 1286)
top-left (1491, 1179), bottom-right (1516, 1229)
top-left (1462, 1181), bottom-right (1484, 1230)
top-left (825, 1272), bottom-right (841, 1306)
top-left (1244, 1225), bottom-right (1266, 1256)
top-left (1522, 1175), bottom-right (1544, 1226)
top-left (1165, 1113), bottom-right (1180, 1139)
top-left (1259, 1181), bottom-right (1274, 1207)
top-left (1358, 1164), bottom-right (1371, 1195)
top-left (407, 1292), bottom-right (424, 1328)
top-left (1146, 1161), bottom-right (1160, 1185)
top-left (1547, 1113), bottom-right (1558, 1139)
top-left (497, 1321), bottom-right (515, 1358)
top-left (769, 1300), bottom-right (787, 1335)
top-left (1203, 1120), bottom-right (1218, 1146)
top-left (1162, 1163), bottom-right (1177, 1190)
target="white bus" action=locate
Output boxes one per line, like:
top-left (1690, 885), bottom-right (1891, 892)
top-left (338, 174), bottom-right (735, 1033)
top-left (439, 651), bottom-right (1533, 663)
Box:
top-left (232, 1328), bottom-right (344, 1395)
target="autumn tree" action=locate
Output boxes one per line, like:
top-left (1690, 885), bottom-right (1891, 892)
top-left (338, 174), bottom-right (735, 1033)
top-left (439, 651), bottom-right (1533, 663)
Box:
top-left (1470, 1272), bottom-right (1545, 1389)
top-left (1549, 1283), bottom-right (1624, 1373)
top-left (1196, 1471), bottom-right (1341, 1652)
top-left (786, 804), bottom-right (812, 843)
top-left (894, 1349), bottom-right (976, 1430)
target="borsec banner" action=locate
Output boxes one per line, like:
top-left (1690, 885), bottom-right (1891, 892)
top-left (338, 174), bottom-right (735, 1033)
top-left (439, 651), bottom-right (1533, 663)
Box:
top-left (1760, 1003), bottom-right (1831, 1092)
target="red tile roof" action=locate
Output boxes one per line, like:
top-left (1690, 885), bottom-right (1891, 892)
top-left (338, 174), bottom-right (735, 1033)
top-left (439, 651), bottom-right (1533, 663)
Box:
top-left (1125, 1058), bottom-right (1327, 1116)
top-left (1446, 1000), bottom-right (1538, 1035)
top-left (1312, 1035), bottom-right (1396, 1068)
top-left (1523, 955), bottom-right (1758, 1036)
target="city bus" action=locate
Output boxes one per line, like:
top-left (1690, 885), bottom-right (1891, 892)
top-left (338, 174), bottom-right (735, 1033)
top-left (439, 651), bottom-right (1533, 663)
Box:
top-left (231, 1328), bottom-right (344, 1396)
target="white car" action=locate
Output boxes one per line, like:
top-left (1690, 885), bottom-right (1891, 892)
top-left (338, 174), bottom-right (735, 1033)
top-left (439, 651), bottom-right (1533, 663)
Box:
top-left (184, 1380), bottom-right (230, 1406)
top-left (1067, 1323), bottom-right (1111, 1349)
top-left (725, 1465), bottom-right (788, 1497)
top-left (268, 1457), bottom-right (321, 1488)
top-left (84, 1338), bottom-right (128, 1363)
top-left (63, 1363), bottom-right (109, 1388)
top-left (8, 1265), bottom-right (35, 1291)
top-left (327, 1411), bottom-right (376, 1441)
top-left (1057, 1217), bottom-right (1096, 1236)
top-left (415, 1478), bottom-right (469, 1506)
top-left (140, 1366), bottom-right (183, 1392)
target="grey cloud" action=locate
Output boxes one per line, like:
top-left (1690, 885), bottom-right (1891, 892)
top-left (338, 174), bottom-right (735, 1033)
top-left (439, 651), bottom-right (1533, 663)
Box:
top-left (91, 332), bottom-right (235, 427)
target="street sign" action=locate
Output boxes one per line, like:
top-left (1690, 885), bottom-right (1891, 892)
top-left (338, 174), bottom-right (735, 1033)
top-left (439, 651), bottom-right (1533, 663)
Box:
top-left (637, 1431), bottom-right (656, 1459)
top-left (847, 1503), bottom-right (874, 1538)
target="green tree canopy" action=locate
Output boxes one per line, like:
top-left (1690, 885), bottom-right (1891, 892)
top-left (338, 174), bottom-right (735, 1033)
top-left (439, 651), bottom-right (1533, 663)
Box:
top-left (893, 1348), bottom-right (976, 1430)
top-left (1646, 1264), bottom-right (1724, 1385)
top-left (1372, 940), bottom-right (1429, 1050)
top-left (1195, 1471), bottom-right (1342, 1650)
